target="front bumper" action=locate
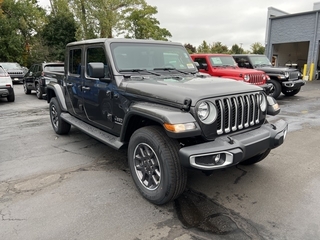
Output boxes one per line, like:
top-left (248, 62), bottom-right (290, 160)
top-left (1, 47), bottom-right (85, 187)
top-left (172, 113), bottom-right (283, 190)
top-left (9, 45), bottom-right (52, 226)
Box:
top-left (282, 79), bottom-right (306, 89)
top-left (179, 119), bottom-right (288, 170)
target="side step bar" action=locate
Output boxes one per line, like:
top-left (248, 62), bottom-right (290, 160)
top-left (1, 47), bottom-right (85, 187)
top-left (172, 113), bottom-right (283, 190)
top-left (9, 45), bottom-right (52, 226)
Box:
top-left (61, 113), bottom-right (125, 150)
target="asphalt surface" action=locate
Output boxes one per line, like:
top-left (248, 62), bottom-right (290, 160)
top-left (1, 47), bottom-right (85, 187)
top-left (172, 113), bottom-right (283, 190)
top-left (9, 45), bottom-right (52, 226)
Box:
top-left (1, 81), bottom-right (320, 240)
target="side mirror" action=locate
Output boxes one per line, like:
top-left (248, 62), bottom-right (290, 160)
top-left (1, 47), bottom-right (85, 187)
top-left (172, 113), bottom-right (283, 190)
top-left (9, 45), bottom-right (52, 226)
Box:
top-left (193, 61), bottom-right (200, 70)
top-left (88, 62), bottom-right (111, 83)
top-left (266, 95), bottom-right (280, 116)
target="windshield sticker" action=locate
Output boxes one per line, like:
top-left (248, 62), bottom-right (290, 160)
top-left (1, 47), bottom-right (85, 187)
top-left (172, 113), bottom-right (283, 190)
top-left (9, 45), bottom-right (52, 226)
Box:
top-left (186, 63), bottom-right (195, 69)
top-left (211, 58), bottom-right (223, 65)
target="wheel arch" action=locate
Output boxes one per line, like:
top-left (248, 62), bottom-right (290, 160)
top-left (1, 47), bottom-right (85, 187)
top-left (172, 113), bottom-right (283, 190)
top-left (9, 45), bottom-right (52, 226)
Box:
top-left (120, 102), bottom-right (200, 143)
top-left (46, 82), bottom-right (67, 112)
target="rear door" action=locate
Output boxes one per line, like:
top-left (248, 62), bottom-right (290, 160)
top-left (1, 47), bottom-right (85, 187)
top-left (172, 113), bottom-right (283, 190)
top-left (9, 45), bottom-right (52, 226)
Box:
top-left (65, 47), bottom-right (86, 119)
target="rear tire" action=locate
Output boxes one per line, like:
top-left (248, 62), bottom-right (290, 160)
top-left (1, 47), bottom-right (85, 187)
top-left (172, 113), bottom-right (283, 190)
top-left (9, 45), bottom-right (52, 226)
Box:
top-left (36, 83), bottom-right (43, 99)
top-left (49, 97), bottom-right (71, 135)
top-left (23, 81), bottom-right (31, 94)
top-left (128, 126), bottom-right (187, 205)
top-left (7, 91), bottom-right (15, 102)
top-left (240, 149), bottom-right (271, 165)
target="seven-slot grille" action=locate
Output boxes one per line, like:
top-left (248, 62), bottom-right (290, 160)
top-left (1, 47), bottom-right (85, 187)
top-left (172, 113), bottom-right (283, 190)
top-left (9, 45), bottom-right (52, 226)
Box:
top-left (248, 74), bottom-right (265, 85)
top-left (288, 71), bottom-right (300, 80)
top-left (215, 92), bottom-right (263, 135)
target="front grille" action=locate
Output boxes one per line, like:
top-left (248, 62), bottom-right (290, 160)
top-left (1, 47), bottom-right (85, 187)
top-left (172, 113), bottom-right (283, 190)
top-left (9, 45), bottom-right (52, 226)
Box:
top-left (8, 71), bottom-right (23, 75)
top-left (288, 71), bottom-right (299, 80)
top-left (248, 74), bottom-right (265, 85)
top-left (215, 92), bottom-right (262, 135)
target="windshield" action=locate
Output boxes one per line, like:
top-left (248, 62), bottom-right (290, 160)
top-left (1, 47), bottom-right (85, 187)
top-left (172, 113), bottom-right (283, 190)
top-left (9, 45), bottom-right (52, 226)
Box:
top-left (111, 42), bottom-right (196, 72)
top-left (0, 62), bottom-right (22, 70)
top-left (249, 56), bottom-right (272, 66)
top-left (209, 56), bottom-right (237, 67)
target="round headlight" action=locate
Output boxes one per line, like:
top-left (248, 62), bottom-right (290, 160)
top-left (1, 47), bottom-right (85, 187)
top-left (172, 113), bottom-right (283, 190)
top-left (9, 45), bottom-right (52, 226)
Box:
top-left (197, 101), bottom-right (217, 124)
top-left (284, 72), bottom-right (289, 78)
top-left (259, 94), bottom-right (267, 112)
top-left (243, 74), bottom-right (250, 82)
top-left (198, 102), bottom-right (209, 121)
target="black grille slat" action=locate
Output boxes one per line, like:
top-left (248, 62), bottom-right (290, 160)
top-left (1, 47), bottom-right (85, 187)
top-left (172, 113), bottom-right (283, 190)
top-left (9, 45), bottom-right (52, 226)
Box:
top-left (215, 93), bottom-right (262, 135)
top-left (289, 72), bottom-right (299, 80)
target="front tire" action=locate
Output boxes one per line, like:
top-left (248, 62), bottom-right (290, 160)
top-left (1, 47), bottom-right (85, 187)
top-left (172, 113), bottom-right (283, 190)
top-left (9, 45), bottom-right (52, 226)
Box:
top-left (240, 149), bottom-right (271, 165)
top-left (49, 97), bottom-right (71, 135)
top-left (268, 79), bottom-right (281, 99)
top-left (128, 126), bottom-right (187, 205)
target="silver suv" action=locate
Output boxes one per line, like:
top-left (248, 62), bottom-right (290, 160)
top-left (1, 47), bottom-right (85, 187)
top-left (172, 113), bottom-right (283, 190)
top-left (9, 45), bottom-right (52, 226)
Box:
top-left (0, 66), bottom-right (15, 102)
top-left (0, 62), bottom-right (25, 83)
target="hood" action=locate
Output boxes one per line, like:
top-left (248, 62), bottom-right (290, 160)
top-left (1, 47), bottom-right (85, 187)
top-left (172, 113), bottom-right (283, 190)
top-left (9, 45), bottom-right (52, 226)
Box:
top-left (255, 66), bottom-right (299, 74)
top-left (213, 67), bottom-right (265, 75)
top-left (121, 75), bottom-right (261, 107)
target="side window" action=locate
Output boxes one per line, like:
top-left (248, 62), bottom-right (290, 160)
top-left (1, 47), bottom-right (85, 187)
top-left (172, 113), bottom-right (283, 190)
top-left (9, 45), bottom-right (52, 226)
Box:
top-left (29, 65), bottom-right (36, 74)
top-left (193, 57), bottom-right (208, 67)
top-left (69, 48), bottom-right (82, 75)
top-left (86, 47), bottom-right (110, 78)
top-left (236, 57), bottom-right (251, 68)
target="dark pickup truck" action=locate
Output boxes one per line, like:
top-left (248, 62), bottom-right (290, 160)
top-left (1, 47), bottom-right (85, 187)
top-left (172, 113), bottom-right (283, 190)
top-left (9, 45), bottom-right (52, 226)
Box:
top-left (46, 38), bottom-right (288, 205)
top-left (233, 54), bottom-right (305, 99)
top-left (23, 62), bottom-right (64, 99)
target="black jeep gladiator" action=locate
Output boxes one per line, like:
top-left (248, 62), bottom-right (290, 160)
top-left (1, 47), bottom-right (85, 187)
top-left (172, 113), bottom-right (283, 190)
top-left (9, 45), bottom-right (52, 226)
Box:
top-left (232, 54), bottom-right (305, 99)
top-left (46, 38), bottom-right (288, 205)
top-left (23, 62), bottom-right (64, 99)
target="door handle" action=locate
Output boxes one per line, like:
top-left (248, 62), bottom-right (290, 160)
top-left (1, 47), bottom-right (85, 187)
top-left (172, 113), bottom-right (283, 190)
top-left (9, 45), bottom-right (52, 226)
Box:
top-left (82, 86), bottom-right (90, 91)
top-left (66, 83), bottom-right (73, 86)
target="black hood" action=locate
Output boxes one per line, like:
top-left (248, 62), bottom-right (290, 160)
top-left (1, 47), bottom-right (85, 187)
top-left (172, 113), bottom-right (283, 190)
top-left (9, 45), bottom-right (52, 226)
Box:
top-left (121, 75), bottom-right (261, 107)
top-left (255, 66), bottom-right (299, 74)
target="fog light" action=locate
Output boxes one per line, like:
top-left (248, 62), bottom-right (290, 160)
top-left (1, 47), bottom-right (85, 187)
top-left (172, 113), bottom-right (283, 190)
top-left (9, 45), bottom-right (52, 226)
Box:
top-left (213, 154), bottom-right (225, 165)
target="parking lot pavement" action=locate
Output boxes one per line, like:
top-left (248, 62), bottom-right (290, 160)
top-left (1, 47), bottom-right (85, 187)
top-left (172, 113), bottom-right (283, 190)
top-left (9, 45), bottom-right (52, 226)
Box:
top-left (1, 82), bottom-right (320, 240)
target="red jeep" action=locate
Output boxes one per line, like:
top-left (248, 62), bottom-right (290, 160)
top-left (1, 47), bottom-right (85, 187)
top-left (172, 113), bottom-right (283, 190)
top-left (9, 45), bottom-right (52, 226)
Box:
top-left (190, 53), bottom-right (270, 92)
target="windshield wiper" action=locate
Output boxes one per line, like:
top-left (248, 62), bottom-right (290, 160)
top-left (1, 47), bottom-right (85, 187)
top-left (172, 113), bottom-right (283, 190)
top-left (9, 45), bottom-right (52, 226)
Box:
top-left (153, 67), bottom-right (190, 74)
top-left (119, 69), bottom-right (161, 76)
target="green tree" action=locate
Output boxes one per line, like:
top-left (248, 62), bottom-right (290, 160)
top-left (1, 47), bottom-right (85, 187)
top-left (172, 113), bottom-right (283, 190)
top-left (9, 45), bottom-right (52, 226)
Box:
top-left (210, 42), bottom-right (229, 53)
top-left (70, 0), bottom-right (147, 39)
top-left (0, 0), bottom-right (46, 65)
top-left (197, 40), bottom-right (210, 53)
top-left (230, 44), bottom-right (243, 54)
top-left (41, 11), bottom-right (77, 61)
top-left (184, 43), bottom-right (196, 54)
top-left (121, 4), bottom-right (171, 40)
top-left (250, 42), bottom-right (265, 54)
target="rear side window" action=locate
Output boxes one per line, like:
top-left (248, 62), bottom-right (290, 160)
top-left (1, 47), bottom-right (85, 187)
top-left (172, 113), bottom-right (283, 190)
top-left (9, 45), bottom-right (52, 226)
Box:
top-left (69, 49), bottom-right (82, 75)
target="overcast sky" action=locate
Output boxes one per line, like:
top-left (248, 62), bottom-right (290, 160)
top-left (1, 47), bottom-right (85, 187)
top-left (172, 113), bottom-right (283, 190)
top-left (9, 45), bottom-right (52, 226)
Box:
top-left (39, 0), bottom-right (320, 51)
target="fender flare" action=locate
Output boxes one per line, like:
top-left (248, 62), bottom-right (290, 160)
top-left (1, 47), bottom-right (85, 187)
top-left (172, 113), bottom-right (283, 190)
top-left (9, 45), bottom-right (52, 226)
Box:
top-left (121, 102), bottom-right (201, 140)
top-left (46, 82), bottom-right (67, 112)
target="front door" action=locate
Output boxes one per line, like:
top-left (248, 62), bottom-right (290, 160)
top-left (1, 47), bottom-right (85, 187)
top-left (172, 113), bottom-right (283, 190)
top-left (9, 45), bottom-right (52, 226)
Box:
top-left (82, 46), bottom-right (114, 131)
